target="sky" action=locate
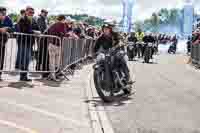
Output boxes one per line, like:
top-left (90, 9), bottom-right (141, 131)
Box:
top-left (0, 0), bottom-right (200, 21)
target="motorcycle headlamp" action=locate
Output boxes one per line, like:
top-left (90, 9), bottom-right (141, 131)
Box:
top-left (97, 53), bottom-right (105, 62)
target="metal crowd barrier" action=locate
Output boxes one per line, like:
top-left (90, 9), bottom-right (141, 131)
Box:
top-left (61, 37), bottom-right (95, 71)
top-left (0, 32), bottom-right (96, 80)
top-left (191, 43), bottom-right (200, 67)
top-left (0, 32), bottom-right (62, 74)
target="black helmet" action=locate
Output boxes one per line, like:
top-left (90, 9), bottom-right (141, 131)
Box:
top-left (102, 24), bottom-right (113, 29)
top-left (102, 23), bottom-right (113, 31)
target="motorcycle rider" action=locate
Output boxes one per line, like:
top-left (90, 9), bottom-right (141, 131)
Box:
top-left (128, 32), bottom-right (138, 43)
top-left (94, 24), bottom-right (133, 88)
top-left (143, 32), bottom-right (156, 59)
top-left (127, 32), bottom-right (138, 60)
top-left (172, 35), bottom-right (178, 51)
top-left (136, 29), bottom-right (145, 58)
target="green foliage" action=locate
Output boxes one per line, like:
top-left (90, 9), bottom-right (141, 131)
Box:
top-left (7, 11), bottom-right (104, 27)
top-left (8, 13), bottom-right (19, 23)
top-left (134, 20), bottom-right (143, 31)
top-left (142, 8), bottom-right (182, 32)
top-left (48, 14), bottom-right (104, 26)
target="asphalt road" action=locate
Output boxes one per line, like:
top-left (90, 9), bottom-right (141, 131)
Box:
top-left (1, 49), bottom-right (200, 133)
top-left (104, 54), bottom-right (200, 133)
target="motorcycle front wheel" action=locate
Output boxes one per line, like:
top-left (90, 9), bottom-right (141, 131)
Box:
top-left (144, 47), bottom-right (150, 63)
top-left (93, 69), bottom-right (114, 103)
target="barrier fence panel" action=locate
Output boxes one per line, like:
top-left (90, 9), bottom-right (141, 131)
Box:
top-left (0, 32), bottom-right (62, 74)
top-left (61, 38), bottom-right (95, 70)
top-left (191, 43), bottom-right (200, 67)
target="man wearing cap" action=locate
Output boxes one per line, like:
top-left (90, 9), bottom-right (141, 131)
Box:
top-left (0, 7), bottom-right (13, 81)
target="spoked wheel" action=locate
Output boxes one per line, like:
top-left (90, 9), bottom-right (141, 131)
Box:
top-left (93, 69), bottom-right (114, 103)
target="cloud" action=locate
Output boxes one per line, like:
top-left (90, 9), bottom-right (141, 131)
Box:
top-left (1, 0), bottom-right (198, 21)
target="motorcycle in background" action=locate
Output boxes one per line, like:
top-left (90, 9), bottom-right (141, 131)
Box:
top-left (127, 42), bottom-right (137, 61)
top-left (168, 43), bottom-right (176, 54)
top-left (144, 43), bottom-right (153, 63)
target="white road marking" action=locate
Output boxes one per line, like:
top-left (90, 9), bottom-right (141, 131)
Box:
top-left (86, 69), bottom-right (115, 133)
top-left (0, 119), bottom-right (38, 133)
top-left (0, 99), bottom-right (87, 127)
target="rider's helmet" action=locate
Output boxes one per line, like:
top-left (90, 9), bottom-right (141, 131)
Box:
top-left (102, 23), bottom-right (113, 33)
top-left (131, 32), bottom-right (135, 37)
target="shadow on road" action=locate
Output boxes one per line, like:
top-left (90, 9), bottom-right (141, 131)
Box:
top-left (85, 94), bottom-right (134, 108)
top-left (142, 61), bottom-right (158, 64)
top-left (34, 79), bottom-right (63, 87)
top-left (8, 82), bottom-right (34, 89)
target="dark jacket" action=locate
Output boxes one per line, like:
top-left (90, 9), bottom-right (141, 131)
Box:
top-left (0, 16), bottom-right (13, 29)
top-left (47, 22), bottom-right (68, 46)
top-left (128, 36), bottom-right (137, 43)
top-left (143, 35), bottom-right (156, 43)
top-left (32, 17), bottom-right (40, 31)
top-left (0, 16), bottom-right (13, 45)
top-left (16, 16), bottom-right (35, 47)
top-left (94, 31), bottom-right (120, 53)
top-left (37, 15), bottom-right (47, 33)
top-left (94, 34), bottom-right (113, 53)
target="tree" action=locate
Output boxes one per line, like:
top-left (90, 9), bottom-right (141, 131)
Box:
top-left (134, 20), bottom-right (143, 31)
top-left (142, 8), bottom-right (183, 32)
top-left (169, 8), bottom-right (179, 25)
top-left (158, 8), bottom-right (170, 24)
top-left (150, 13), bottom-right (160, 32)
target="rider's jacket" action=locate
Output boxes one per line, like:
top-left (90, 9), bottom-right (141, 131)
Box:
top-left (136, 32), bottom-right (145, 42)
top-left (143, 35), bottom-right (156, 44)
top-left (128, 35), bottom-right (138, 43)
top-left (94, 32), bottom-right (120, 53)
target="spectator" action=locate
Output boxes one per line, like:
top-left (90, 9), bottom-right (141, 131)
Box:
top-left (37, 9), bottom-right (48, 33)
top-left (14, 9), bottom-right (26, 31)
top-left (73, 27), bottom-right (84, 39)
top-left (36, 9), bottom-right (50, 78)
top-left (192, 29), bottom-right (200, 45)
top-left (0, 7), bottom-right (13, 81)
top-left (20, 9), bottom-right (26, 18)
top-left (24, 6), bottom-right (39, 32)
top-left (46, 14), bottom-right (68, 81)
top-left (67, 21), bottom-right (73, 32)
top-left (15, 6), bottom-right (39, 81)
top-left (87, 28), bottom-right (95, 38)
top-left (128, 32), bottom-right (137, 43)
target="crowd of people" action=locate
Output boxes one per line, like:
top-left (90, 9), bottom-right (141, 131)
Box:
top-left (0, 6), bottom-right (103, 81)
top-left (0, 5), bottom-right (180, 82)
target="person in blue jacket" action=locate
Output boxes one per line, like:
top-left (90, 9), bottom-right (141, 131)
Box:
top-left (0, 7), bottom-right (13, 81)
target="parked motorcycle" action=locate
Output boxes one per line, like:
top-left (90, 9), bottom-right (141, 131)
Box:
top-left (93, 45), bottom-right (133, 102)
